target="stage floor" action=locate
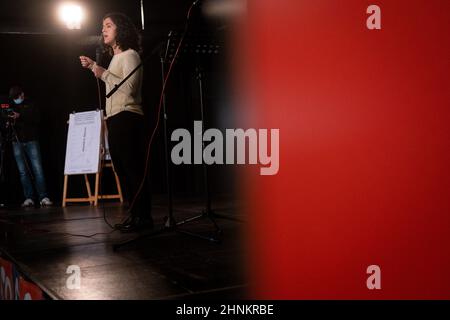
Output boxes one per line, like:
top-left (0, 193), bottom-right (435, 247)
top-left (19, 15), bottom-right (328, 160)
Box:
top-left (0, 196), bottom-right (246, 300)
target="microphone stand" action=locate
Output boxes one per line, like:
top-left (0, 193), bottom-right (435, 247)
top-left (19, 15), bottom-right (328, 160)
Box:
top-left (106, 63), bottom-right (142, 99)
top-left (160, 32), bottom-right (175, 229)
top-left (113, 32), bottom-right (224, 251)
top-left (112, 33), bottom-right (182, 251)
top-left (111, 0), bottom-right (239, 250)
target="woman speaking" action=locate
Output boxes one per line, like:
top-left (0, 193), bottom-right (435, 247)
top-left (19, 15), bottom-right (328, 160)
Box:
top-left (80, 13), bottom-right (152, 232)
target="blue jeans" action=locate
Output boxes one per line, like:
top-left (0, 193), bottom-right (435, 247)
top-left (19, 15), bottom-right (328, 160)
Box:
top-left (12, 141), bottom-right (48, 201)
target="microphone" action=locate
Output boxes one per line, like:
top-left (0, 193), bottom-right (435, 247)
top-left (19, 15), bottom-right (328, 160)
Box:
top-left (95, 34), bottom-right (104, 67)
top-left (164, 30), bottom-right (173, 61)
top-left (95, 46), bottom-right (103, 68)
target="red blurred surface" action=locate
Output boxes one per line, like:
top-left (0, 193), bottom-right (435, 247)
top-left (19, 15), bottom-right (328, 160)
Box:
top-left (239, 0), bottom-right (450, 299)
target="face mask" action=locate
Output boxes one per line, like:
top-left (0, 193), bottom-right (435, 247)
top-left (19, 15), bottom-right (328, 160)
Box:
top-left (14, 98), bottom-right (24, 104)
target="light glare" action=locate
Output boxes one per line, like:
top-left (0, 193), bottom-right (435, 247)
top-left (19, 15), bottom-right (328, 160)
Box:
top-left (59, 3), bottom-right (84, 30)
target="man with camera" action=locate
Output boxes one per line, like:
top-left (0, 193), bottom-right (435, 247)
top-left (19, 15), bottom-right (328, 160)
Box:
top-left (8, 86), bottom-right (52, 207)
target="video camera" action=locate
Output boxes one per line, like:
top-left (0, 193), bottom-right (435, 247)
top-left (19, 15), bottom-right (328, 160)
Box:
top-left (0, 95), bottom-right (15, 142)
top-left (0, 95), bottom-right (14, 118)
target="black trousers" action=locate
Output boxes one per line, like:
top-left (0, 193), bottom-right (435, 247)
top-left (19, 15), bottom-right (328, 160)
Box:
top-left (106, 111), bottom-right (151, 218)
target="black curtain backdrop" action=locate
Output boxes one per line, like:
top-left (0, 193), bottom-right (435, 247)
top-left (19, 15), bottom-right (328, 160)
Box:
top-left (0, 0), bottom-right (235, 205)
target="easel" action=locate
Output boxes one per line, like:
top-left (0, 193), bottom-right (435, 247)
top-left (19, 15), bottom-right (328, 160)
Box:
top-left (61, 158), bottom-right (123, 207)
top-left (62, 110), bottom-right (123, 207)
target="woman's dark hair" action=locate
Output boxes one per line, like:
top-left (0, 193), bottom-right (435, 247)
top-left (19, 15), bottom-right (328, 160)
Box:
top-left (102, 12), bottom-right (142, 55)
